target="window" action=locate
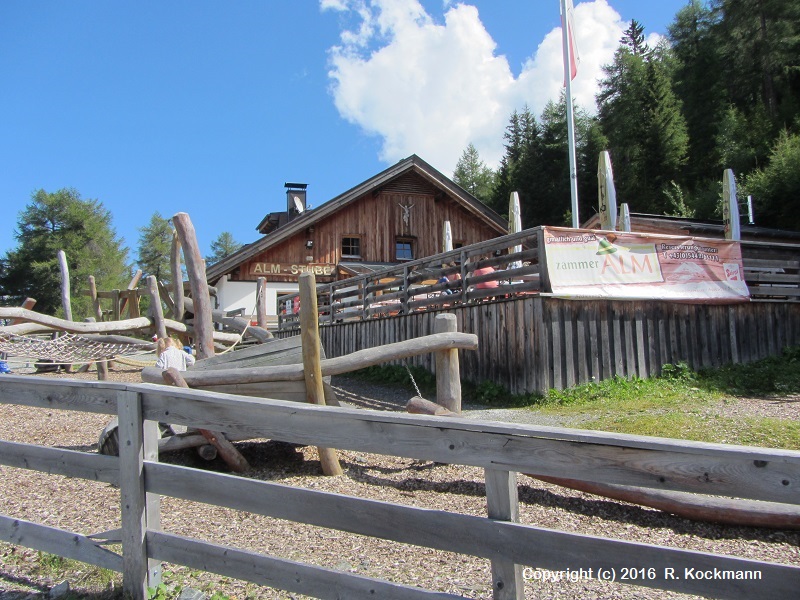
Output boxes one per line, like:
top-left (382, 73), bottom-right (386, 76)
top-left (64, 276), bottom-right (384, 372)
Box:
top-left (396, 237), bottom-right (414, 261)
top-left (342, 236), bottom-right (361, 259)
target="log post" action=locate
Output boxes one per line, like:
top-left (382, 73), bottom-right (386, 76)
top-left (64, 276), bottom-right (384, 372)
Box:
top-left (171, 231), bottom-right (185, 321)
top-left (146, 276), bottom-right (167, 340)
top-left (406, 396), bottom-right (456, 416)
top-left (119, 270), bottom-right (143, 318)
top-left (256, 277), bottom-right (267, 329)
top-left (88, 276), bottom-right (108, 381)
top-left (299, 272), bottom-right (342, 476)
top-left (57, 250), bottom-right (73, 322)
top-left (111, 289), bottom-right (121, 321)
top-left (172, 212), bottom-right (214, 360)
top-left (434, 313), bottom-right (462, 413)
top-left (161, 368), bottom-right (250, 473)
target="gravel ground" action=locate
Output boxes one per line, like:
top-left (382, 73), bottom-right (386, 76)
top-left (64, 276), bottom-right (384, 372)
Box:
top-left (0, 364), bottom-right (798, 599)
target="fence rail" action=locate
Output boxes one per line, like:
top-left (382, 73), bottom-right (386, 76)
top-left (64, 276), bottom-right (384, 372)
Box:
top-left (1, 375), bottom-right (800, 599)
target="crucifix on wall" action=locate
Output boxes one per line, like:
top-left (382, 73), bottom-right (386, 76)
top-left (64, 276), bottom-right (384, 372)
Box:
top-left (398, 201), bottom-right (415, 227)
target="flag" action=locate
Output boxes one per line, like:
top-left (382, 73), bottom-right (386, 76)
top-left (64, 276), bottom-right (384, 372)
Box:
top-left (561, 0), bottom-right (580, 83)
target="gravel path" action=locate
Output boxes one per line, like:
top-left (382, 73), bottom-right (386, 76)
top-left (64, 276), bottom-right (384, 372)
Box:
top-left (1, 365), bottom-right (798, 599)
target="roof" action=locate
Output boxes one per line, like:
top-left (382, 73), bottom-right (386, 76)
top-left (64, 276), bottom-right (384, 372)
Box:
top-left (206, 154), bottom-right (507, 282)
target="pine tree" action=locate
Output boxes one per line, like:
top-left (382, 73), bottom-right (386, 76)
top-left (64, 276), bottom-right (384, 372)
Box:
top-left (452, 144), bottom-right (496, 205)
top-left (206, 232), bottom-right (243, 266)
top-left (136, 212), bottom-right (173, 282)
top-left (0, 188), bottom-right (129, 317)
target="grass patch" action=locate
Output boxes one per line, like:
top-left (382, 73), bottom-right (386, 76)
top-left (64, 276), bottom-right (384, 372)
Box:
top-left (579, 412), bottom-right (800, 450)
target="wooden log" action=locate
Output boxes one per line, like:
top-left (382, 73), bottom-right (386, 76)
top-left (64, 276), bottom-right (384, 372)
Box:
top-left (119, 270), bottom-right (143, 318)
top-left (434, 313), bottom-right (462, 413)
top-left (172, 212), bottom-right (214, 360)
top-left (147, 276), bottom-right (167, 340)
top-left (10, 298), bottom-right (36, 325)
top-left (406, 396), bottom-right (456, 416)
top-left (0, 309), bottom-right (242, 344)
top-left (57, 250), bottom-right (73, 322)
top-left (171, 231), bottom-right (185, 321)
top-left (183, 297), bottom-right (272, 342)
top-left (256, 277), bottom-right (267, 329)
top-left (161, 368), bottom-right (250, 473)
top-left (299, 272), bottom-right (343, 477)
top-left (528, 474), bottom-right (800, 530)
top-left (88, 276), bottom-right (108, 381)
top-left (141, 331), bottom-right (479, 388)
top-left (157, 280), bottom-right (177, 319)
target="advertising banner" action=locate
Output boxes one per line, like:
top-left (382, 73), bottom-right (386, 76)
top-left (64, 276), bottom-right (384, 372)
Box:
top-left (543, 227), bottom-right (750, 303)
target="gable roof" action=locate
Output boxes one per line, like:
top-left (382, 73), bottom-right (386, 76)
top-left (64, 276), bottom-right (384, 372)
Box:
top-left (206, 154), bottom-right (507, 282)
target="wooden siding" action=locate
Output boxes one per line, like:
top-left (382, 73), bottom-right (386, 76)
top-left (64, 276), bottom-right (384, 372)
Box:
top-left (233, 174), bottom-right (500, 283)
top-left (296, 298), bottom-right (800, 394)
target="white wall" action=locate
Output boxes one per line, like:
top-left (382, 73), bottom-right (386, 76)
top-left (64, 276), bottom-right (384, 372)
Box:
top-left (215, 276), bottom-right (298, 323)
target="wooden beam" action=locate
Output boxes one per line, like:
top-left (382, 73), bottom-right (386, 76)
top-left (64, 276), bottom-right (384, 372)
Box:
top-left (299, 272), bottom-right (342, 476)
top-left (10, 298), bottom-right (36, 325)
top-left (171, 231), bottom-right (185, 321)
top-left (161, 368), bottom-right (250, 473)
top-left (140, 331), bottom-right (478, 387)
top-left (434, 313), bottom-right (461, 413)
top-left (88, 276), bottom-right (108, 381)
top-left (57, 250), bottom-right (73, 322)
top-left (119, 270), bottom-right (143, 318)
top-left (172, 212), bottom-right (214, 360)
top-left (146, 276), bottom-right (167, 340)
top-left (485, 469), bottom-right (523, 600)
top-left (256, 277), bottom-right (267, 329)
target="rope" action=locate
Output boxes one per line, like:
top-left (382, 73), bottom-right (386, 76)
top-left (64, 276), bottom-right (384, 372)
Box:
top-left (216, 283), bottom-right (263, 355)
top-left (404, 360), bottom-right (424, 399)
top-left (114, 355), bottom-right (157, 368)
top-left (0, 332), bottom-right (152, 364)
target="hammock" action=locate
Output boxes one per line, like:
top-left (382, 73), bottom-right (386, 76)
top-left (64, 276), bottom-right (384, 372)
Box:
top-left (0, 332), bottom-right (153, 364)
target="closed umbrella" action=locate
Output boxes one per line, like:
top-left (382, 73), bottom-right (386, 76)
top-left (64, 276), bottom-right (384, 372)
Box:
top-left (598, 150), bottom-right (618, 231)
top-left (442, 220), bottom-right (454, 253)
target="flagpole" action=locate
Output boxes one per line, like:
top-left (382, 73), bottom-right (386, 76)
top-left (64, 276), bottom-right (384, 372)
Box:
top-left (560, 0), bottom-right (579, 228)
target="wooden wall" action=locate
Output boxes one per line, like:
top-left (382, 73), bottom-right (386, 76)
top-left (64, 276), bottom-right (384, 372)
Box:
top-left (309, 297), bottom-right (800, 395)
top-left (234, 172), bottom-right (502, 282)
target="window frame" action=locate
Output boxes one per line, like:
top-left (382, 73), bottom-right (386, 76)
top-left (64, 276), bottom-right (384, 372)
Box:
top-left (341, 235), bottom-right (362, 260)
top-left (395, 236), bottom-right (415, 262)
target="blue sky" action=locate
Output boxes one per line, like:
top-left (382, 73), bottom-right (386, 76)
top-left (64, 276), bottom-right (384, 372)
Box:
top-left (0, 0), bottom-right (689, 262)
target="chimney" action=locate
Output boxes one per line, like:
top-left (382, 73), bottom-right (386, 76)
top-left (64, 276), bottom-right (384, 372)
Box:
top-left (285, 182), bottom-right (307, 221)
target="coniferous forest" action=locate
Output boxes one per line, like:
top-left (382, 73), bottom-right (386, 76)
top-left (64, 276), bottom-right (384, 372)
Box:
top-left (454, 0), bottom-right (800, 232)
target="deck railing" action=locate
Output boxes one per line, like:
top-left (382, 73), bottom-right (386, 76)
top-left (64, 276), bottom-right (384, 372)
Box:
top-left (278, 228), bottom-right (800, 331)
top-left (1, 375), bottom-right (799, 599)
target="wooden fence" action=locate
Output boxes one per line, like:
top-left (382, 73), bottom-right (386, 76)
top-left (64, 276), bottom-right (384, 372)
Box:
top-left (1, 375), bottom-right (800, 599)
top-left (275, 229), bottom-right (800, 393)
top-left (309, 297), bottom-right (800, 395)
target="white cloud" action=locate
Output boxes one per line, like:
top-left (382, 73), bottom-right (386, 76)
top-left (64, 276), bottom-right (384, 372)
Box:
top-left (325, 0), bottom-right (644, 174)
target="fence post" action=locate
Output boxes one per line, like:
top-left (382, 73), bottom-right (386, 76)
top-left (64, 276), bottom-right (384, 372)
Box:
top-left (434, 313), bottom-right (461, 413)
top-left (299, 272), bottom-right (343, 476)
top-left (256, 277), bottom-right (267, 329)
top-left (485, 468), bottom-right (523, 600)
top-left (88, 276), bottom-right (109, 381)
top-left (118, 390), bottom-right (161, 600)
